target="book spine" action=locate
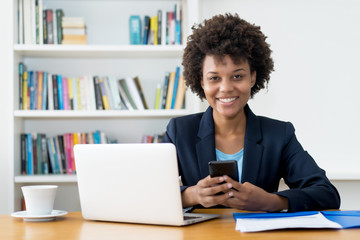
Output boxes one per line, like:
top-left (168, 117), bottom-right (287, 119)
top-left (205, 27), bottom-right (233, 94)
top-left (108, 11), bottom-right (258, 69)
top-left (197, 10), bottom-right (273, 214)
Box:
top-left (20, 133), bottom-right (27, 175)
top-left (52, 74), bottom-right (59, 109)
top-left (108, 76), bottom-right (121, 110)
top-left (129, 15), bottom-right (141, 45)
top-left (154, 83), bottom-right (161, 109)
top-left (62, 76), bottom-right (69, 110)
top-left (69, 133), bottom-right (75, 173)
top-left (125, 77), bottom-right (144, 110)
top-left (57, 75), bottom-right (64, 110)
top-left (99, 77), bottom-right (110, 110)
top-left (79, 76), bottom-right (88, 110)
top-left (32, 133), bottom-right (38, 174)
top-left (35, 0), bottom-right (40, 44)
top-left (47, 137), bottom-right (56, 174)
top-left (57, 135), bottom-right (67, 174)
top-left (174, 75), bottom-right (186, 109)
top-left (142, 16), bottom-right (150, 45)
top-left (36, 133), bottom-right (42, 174)
top-left (76, 77), bottom-right (82, 110)
top-left (32, 71), bottom-right (38, 110)
top-left (67, 78), bottom-right (74, 110)
top-left (46, 9), bottom-right (54, 44)
top-left (171, 67), bottom-right (181, 109)
top-left (42, 9), bottom-right (47, 44)
top-left (87, 75), bottom-right (96, 110)
top-left (22, 71), bottom-right (28, 110)
top-left (52, 8), bottom-right (58, 44)
top-left (165, 71), bottom-right (175, 109)
top-left (161, 72), bottom-right (170, 109)
top-left (134, 76), bottom-right (149, 109)
top-left (38, 0), bottom-right (43, 44)
top-left (119, 79), bottom-right (137, 110)
top-left (37, 71), bottom-right (43, 110)
top-left (53, 136), bottom-right (63, 174)
top-left (93, 76), bottom-right (104, 110)
top-left (72, 77), bottom-right (78, 110)
top-left (65, 133), bottom-right (73, 174)
top-left (19, 63), bottom-right (24, 110)
top-left (42, 71), bottom-right (48, 110)
top-left (28, 71), bottom-right (35, 110)
top-left (103, 77), bottom-right (114, 110)
top-left (26, 133), bottom-right (33, 175)
top-left (47, 73), bottom-right (53, 110)
top-left (41, 134), bottom-right (49, 174)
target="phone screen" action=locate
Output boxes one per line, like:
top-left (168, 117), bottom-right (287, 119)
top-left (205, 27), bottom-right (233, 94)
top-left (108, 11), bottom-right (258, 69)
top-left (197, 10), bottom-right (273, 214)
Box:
top-left (208, 160), bottom-right (239, 182)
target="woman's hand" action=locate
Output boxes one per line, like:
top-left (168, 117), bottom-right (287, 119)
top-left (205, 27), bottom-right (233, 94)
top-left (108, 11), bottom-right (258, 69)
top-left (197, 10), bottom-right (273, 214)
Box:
top-left (221, 176), bottom-right (288, 212)
top-left (182, 175), bottom-right (233, 208)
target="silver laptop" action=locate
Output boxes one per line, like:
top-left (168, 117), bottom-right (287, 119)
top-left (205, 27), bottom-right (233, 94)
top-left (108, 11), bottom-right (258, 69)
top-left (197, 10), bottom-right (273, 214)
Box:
top-left (74, 143), bottom-right (219, 226)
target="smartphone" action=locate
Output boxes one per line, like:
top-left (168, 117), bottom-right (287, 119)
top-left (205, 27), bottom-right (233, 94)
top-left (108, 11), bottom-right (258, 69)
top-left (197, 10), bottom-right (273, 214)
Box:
top-left (208, 160), bottom-right (239, 182)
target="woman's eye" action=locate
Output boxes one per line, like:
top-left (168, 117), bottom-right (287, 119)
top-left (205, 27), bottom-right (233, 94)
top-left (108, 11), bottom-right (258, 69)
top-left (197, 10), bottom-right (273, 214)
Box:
top-left (234, 75), bottom-right (242, 80)
top-left (209, 76), bottom-right (219, 81)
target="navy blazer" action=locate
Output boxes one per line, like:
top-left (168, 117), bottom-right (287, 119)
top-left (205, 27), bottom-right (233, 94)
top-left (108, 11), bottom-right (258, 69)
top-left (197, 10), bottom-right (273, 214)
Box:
top-left (162, 105), bottom-right (340, 212)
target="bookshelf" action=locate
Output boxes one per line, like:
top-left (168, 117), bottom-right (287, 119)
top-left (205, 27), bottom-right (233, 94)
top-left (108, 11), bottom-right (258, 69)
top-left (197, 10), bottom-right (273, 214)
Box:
top-left (9, 0), bottom-right (201, 212)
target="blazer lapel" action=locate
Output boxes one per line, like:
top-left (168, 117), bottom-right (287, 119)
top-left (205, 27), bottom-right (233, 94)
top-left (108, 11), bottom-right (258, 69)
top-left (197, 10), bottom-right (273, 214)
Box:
top-left (196, 107), bottom-right (216, 179)
top-left (242, 105), bottom-right (264, 185)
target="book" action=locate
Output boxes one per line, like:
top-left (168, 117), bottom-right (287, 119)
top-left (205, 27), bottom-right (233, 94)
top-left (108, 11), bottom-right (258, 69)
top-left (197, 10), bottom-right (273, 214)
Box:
top-left (117, 79), bottom-right (134, 110)
top-left (98, 77), bottom-right (110, 110)
top-left (26, 133), bottom-right (33, 175)
top-left (42, 71), bottom-right (48, 110)
top-left (36, 71), bottom-right (43, 110)
top-left (52, 8), bottom-right (58, 44)
top-left (23, 0), bottom-right (32, 44)
top-left (161, 72), bottom-right (170, 109)
top-left (174, 3), bottom-right (182, 44)
top-left (19, 63), bottom-right (24, 109)
top-left (234, 211), bottom-right (360, 232)
top-left (174, 75), bottom-right (186, 109)
top-left (133, 76), bottom-right (149, 109)
top-left (103, 77), bottom-right (114, 110)
top-left (62, 34), bottom-right (87, 45)
top-left (55, 9), bottom-right (64, 44)
top-left (149, 15), bottom-right (158, 45)
top-left (142, 16), bottom-right (150, 45)
top-left (40, 134), bottom-right (49, 174)
top-left (129, 15), bottom-right (141, 45)
top-left (57, 75), bottom-right (64, 110)
top-left (171, 66), bottom-right (181, 109)
top-left (51, 74), bottom-right (59, 109)
top-left (53, 136), bottom-right (63, 174)
top-left (165, 71), bottom-right (175, 109)
top-left (157, 10), bottom-right (162, 45)
top-left (42, 9), bottom-right (47, 44)
top-left (20, 133), bottom-right (27, 174)
top-left (86, 75), bottom-right (96, 110)
top-left (124, 77), bottom-right (144, 110)
top-left (57, 135), bottom-right (67, 174)
top-left (119, 79), bottom-right (137, 110)
top-left (76, 77), bottom-right (82, 110)
top-left (30, 0), bottom-right (36, 44)
top-left (154, 83), bottom-right (161, 109)
top-left (61, 17), bottom-right (85, 28)
top-left (93, 76), bottom-right (104, 110)
top-left (46, 9), bottom-right (54, 44)
top-left (18, 0), bottom-right (24, 44)
top-left (108, 76), bottom-right (122, 110)
top-left (22, 71), bottom-right (28, 110)
top-left (38, 0), bottom-right (43, 44)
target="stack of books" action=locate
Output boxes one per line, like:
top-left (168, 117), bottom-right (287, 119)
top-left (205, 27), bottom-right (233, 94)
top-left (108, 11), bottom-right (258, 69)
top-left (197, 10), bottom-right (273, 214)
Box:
top-left (61, 17), bottom-right (87, 45)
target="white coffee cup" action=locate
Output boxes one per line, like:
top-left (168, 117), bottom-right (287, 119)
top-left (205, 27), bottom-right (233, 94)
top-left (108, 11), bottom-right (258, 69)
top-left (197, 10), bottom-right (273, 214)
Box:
top-left (21, 185), bottom-right (58, 215)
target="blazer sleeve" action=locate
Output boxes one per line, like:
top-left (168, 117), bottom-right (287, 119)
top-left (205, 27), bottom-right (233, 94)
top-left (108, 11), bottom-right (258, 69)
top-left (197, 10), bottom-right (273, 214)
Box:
top-left (275, 122), bottom-right (341, 212)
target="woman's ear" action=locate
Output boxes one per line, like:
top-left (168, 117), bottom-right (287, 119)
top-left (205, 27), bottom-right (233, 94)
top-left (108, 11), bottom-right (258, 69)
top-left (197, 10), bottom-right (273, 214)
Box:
top-left (251, 71), bottom-right (257, 87)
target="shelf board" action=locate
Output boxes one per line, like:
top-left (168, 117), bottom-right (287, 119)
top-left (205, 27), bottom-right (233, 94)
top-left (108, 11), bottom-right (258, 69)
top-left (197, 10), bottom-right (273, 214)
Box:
top-left (13, 44), bottom-right (185, 58)
top-left (14, 175), bottom-right (77, 183)
top-left (14, 109), bottom-right (190, 118)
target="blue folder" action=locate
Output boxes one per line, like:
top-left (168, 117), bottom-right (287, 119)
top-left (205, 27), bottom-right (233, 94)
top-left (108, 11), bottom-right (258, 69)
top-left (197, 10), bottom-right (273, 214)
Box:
top-left (233, 211), bottom-right (360, 229)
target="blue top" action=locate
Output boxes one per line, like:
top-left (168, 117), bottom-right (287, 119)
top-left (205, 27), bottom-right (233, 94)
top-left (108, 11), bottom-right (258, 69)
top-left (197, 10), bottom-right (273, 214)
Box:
top-left (216, 148), bottom-right (243, 182)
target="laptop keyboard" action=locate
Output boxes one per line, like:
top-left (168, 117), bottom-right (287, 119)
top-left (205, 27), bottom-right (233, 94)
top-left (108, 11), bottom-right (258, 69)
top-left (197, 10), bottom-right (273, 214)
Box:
top-left (184, 215), bottom-right (202, 220)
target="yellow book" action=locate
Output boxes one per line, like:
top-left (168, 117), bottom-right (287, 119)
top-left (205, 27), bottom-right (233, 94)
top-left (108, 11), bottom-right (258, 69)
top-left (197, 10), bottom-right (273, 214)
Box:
top-left (154, 83), bottom-right (161, 109)
top-left (67, 77), bottom-right (74, 110)
top-left (37, 71), bottom-right (43, 110)
top-left (76, 78), bottom-right (82, 110)
top-left (165, 72), bottom-right (175, 109)
top-left (150, 15), bottom-right (158, 45)
top-left (22, 71), bottom-right (28, 110)
top-left (174, 75), bottom-right (186, 109)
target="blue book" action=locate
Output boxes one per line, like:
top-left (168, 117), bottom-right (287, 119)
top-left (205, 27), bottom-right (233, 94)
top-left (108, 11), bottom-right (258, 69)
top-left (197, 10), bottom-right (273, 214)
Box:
top-left (57, 75), bottom-right (64, 110)
top-left (171, 67), bottom-right (180, 109)
top-left (28, 71), bottom-right (35, 110)
top-left (26, 133), bottom-right (33, 175)
top-left (142, 16), bottom-right (150, 45)
top-left (42, 72), bottom-right (48, 110)
top-left (93, 130), bottom-right (101, 144)
top-left (129, 15), bottom-right (141, 45)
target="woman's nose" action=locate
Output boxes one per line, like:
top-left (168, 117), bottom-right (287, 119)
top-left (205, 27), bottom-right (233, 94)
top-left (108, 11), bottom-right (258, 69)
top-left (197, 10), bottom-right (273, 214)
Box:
top-left (219, 79), bottom-right (234, 92)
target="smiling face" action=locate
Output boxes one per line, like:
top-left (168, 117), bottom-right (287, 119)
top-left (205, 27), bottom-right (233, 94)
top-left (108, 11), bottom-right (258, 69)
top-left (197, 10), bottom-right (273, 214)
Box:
top-left (201, 55), bottom-right (256, 120)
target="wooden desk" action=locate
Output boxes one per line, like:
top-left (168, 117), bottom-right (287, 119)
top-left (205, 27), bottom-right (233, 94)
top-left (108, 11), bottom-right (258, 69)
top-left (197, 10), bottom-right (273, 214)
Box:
top-left (1, 209), bottom-right (359, 240)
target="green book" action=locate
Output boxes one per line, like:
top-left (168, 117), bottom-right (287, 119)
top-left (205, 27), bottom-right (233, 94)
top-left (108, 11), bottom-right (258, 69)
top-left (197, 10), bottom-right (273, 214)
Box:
top-left (119, 79), bottom-right (137, 110)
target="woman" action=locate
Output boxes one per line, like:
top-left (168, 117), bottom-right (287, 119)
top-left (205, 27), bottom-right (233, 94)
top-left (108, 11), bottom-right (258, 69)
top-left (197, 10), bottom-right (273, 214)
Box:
top-left (162, 13), bottom-right (340, 212)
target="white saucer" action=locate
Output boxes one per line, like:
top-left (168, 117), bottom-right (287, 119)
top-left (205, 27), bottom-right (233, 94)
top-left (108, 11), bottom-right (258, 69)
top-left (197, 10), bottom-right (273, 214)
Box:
top-left (11, 210), bottom-right (68, 222)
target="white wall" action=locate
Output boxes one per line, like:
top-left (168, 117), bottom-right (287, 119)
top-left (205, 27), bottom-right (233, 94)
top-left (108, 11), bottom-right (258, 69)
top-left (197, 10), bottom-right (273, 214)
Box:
top-left (200, 0), bottom-right (360, 209)
top-left (0, 0), bottom-right (12, 214)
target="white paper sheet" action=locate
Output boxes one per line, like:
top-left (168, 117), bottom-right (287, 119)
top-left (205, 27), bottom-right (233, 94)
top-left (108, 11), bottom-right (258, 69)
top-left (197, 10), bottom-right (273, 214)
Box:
top-left (235, 212), bottom-right (342, 232)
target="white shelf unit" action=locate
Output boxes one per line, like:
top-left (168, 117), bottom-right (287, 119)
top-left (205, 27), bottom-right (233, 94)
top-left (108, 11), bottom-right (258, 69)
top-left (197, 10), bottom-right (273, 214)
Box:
top-left (10, 0), bottom-right (200, 212)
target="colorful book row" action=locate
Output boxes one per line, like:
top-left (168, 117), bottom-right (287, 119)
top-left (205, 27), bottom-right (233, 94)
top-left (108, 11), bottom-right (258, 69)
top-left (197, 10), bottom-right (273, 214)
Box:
top-left (20, 130), bottom-right (112, 175)
top-left (130, 3), bottom-right (182, 45)
top-left (141, 133), bottom-right (165, 143)
top-left (18, 63), bottom-right (185, 111)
